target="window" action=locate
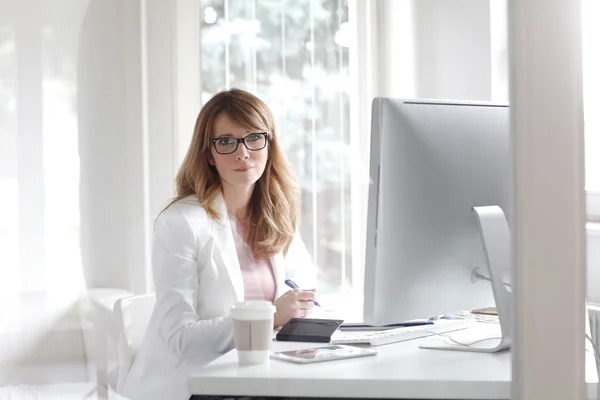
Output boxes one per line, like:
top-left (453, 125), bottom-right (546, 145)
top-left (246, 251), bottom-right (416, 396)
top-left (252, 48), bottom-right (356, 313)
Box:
top-left (490, 0), bottom-right (600, 220)
top-left (199, 0), bottom-right (367, 305)
top-left (582, 0), bottom-right (600, 219)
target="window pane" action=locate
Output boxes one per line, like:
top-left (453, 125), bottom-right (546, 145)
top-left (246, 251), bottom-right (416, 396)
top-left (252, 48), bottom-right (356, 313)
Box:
top-left (582, 0), bottom-right (600, 192)
top-left (199, 0), bottom-right (354, 296)
top-left (200, 0), bottom-right (227, 101)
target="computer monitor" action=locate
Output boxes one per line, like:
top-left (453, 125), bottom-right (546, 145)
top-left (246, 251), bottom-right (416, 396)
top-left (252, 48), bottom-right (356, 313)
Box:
top-left (363, 98), bottom-right (511, 328)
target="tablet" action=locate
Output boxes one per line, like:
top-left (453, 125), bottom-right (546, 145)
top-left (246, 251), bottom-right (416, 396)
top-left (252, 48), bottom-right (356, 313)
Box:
top-left (275, 318), bottom-right (344, 343)
top-left (270, 345), bottom-right (377, 364)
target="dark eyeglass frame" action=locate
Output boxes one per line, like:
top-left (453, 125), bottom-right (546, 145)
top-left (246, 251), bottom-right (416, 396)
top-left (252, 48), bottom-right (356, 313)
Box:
top-left (210, 132), bottom-right (269, 155)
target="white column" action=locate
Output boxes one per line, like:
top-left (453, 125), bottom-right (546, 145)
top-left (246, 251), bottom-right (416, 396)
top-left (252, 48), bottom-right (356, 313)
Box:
top-left (375, 0), bottom-right (415, 98)
top-left (145, 0), bottom-right (177, 221)
top-left (509, 0), bottom-right (587, 398)
top-left (124, 0), bottom-right (152, 294)
top-left (173, 0), bottom-right (201, 168)
top-left (130, 0), bottom-right (200, 292)
top-left (348, 0), bottom-right (379, 301)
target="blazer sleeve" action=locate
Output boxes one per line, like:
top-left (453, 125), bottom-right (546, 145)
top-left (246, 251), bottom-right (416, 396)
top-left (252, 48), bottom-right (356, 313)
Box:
top-left (151, 206), bottom-right (234, 359)
top-left (284, 229), bottom-right (317, 289)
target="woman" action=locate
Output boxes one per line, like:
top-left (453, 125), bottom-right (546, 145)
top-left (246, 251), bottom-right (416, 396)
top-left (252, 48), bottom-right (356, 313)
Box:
top-left (121, 89), bottom-right (318, 400)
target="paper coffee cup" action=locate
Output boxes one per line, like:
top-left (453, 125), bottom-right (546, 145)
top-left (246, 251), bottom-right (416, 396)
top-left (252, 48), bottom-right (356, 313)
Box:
top-left (231, 301), bottom-right (275, 365)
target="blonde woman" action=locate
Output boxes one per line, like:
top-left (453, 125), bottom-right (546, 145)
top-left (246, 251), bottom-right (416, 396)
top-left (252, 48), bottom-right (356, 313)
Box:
top-left (122, 89), bottom-right (318, 400)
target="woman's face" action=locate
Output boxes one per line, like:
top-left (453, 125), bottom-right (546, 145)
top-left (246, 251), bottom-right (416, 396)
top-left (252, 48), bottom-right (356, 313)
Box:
top-left (209, 112), bottom-right (269, 190)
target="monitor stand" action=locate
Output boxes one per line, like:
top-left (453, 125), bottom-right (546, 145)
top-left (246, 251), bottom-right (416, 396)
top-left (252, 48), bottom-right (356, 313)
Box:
top-left (420, 205), bottom-right (511, 353)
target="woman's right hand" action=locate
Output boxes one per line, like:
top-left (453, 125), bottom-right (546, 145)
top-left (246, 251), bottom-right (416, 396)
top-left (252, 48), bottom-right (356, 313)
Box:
top-left (273, 289), bottom-right (317, 328)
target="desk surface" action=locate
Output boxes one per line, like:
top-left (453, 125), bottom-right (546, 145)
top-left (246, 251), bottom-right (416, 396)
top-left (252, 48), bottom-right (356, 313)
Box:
top-left (188, 323), bottom-right (599, 400)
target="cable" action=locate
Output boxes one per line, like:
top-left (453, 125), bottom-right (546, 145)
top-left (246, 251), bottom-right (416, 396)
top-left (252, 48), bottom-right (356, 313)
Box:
top-left (424, 324), bottom-right (600, 354)
top-left (427, 330), bottom-right (600, 353)
top-left (426, 331), bottom-right (502, 348)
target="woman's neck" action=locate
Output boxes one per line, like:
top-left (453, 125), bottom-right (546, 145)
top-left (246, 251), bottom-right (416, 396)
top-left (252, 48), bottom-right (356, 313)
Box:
top-left (222, 183), bottom-right (255, 220)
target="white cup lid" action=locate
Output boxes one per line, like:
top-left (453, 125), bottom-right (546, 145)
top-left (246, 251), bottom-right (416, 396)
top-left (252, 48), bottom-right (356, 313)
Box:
top-left (231, 301), bottom-right (275, 319)
top-left (232, 300), bottom-right (275, 311)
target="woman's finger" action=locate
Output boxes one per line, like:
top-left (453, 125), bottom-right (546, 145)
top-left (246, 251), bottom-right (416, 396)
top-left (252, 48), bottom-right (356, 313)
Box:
top-left (294, 290), bottom-right (316, 300)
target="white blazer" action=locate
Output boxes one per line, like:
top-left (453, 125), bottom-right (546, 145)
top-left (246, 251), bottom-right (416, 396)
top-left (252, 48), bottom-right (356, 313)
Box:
top-left (120, 194), bottom-right (316, 400)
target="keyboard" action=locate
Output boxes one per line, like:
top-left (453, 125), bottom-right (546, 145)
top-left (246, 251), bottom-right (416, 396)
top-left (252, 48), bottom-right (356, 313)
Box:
top-left (329, 319), bottom-right (475, 347)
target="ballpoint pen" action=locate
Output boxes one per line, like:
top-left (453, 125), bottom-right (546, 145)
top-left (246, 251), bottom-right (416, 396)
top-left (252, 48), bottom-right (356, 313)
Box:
top-left (284, 279), bottom-right (321, 307)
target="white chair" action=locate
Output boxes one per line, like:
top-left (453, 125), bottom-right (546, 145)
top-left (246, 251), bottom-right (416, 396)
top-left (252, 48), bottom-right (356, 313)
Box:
top-left (113, 293), bottom-right (156, 395)
top-left (81, 288), bottom-right (134, 397)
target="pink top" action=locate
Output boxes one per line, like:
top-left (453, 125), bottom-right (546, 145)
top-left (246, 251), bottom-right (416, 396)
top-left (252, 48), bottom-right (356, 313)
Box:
top-left (229, 216), bottom-right (277, 302)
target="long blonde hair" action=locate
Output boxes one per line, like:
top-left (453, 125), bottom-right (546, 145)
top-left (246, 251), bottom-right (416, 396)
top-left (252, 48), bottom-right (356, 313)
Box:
top-left (167, 88), bottom-right (299, 259)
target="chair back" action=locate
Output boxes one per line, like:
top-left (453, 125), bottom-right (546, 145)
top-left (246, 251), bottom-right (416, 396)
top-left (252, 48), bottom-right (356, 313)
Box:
top-left (113, 293), bottom-right (156, 391)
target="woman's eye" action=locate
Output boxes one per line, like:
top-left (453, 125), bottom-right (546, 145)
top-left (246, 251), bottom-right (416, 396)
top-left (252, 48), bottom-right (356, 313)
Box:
top-left (247, 134), bottom-right (260, 142)
top-left (218, 138), bottom-right (234, 145)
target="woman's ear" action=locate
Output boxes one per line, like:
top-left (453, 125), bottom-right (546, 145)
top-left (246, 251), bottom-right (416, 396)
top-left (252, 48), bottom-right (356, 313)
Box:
top-left (207, 153), bottom-right (215, 166)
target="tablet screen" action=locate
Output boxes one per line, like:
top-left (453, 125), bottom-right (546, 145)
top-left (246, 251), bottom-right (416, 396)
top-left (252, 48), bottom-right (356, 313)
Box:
top-left (272, 345), bottom-right (377, 363)
top-left (280, 346), bottom-right (345, 360)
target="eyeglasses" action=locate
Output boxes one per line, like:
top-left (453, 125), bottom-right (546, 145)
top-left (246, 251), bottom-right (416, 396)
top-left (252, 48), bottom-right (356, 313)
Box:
top-left (210, 132), bottom-right (269, 155)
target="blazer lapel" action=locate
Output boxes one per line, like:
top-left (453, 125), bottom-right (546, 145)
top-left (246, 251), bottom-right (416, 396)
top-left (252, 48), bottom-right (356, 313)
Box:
top-left (211, 194), bottom-right (245, 302)
top-left (210, 192), bottom-right (289, 302)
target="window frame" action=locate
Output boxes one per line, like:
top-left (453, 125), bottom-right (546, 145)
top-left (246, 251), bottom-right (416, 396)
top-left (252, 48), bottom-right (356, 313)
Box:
top-left (589, 191), bottom-right (600, 221)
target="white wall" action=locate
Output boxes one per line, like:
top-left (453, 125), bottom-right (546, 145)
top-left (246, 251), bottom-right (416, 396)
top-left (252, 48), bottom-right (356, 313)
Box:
top-left (376, 0), bottom-right (492, 100)
top-left (412, 0), bottom-right (492, 100)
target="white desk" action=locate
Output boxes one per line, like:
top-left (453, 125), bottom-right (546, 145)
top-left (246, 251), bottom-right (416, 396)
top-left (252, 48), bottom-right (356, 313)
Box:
top-left (188, 324), bottom-right (599, 399)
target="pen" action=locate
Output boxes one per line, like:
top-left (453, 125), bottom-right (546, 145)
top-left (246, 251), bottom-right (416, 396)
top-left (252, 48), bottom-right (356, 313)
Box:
top-left (284, 279), bottom-right (321, 307)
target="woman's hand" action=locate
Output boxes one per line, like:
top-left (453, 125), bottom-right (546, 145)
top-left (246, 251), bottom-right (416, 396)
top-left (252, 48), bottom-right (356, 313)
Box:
top-left (273, 289), bottom-right (317, 328)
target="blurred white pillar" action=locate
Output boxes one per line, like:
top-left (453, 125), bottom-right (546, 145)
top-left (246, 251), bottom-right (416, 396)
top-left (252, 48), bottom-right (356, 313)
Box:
top-left (509, 0), bottom-right (587, 398)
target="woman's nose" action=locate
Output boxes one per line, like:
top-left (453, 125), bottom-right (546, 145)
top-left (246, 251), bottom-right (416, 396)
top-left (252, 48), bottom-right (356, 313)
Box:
top-left (235, 143), bottom-right (250, 159)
